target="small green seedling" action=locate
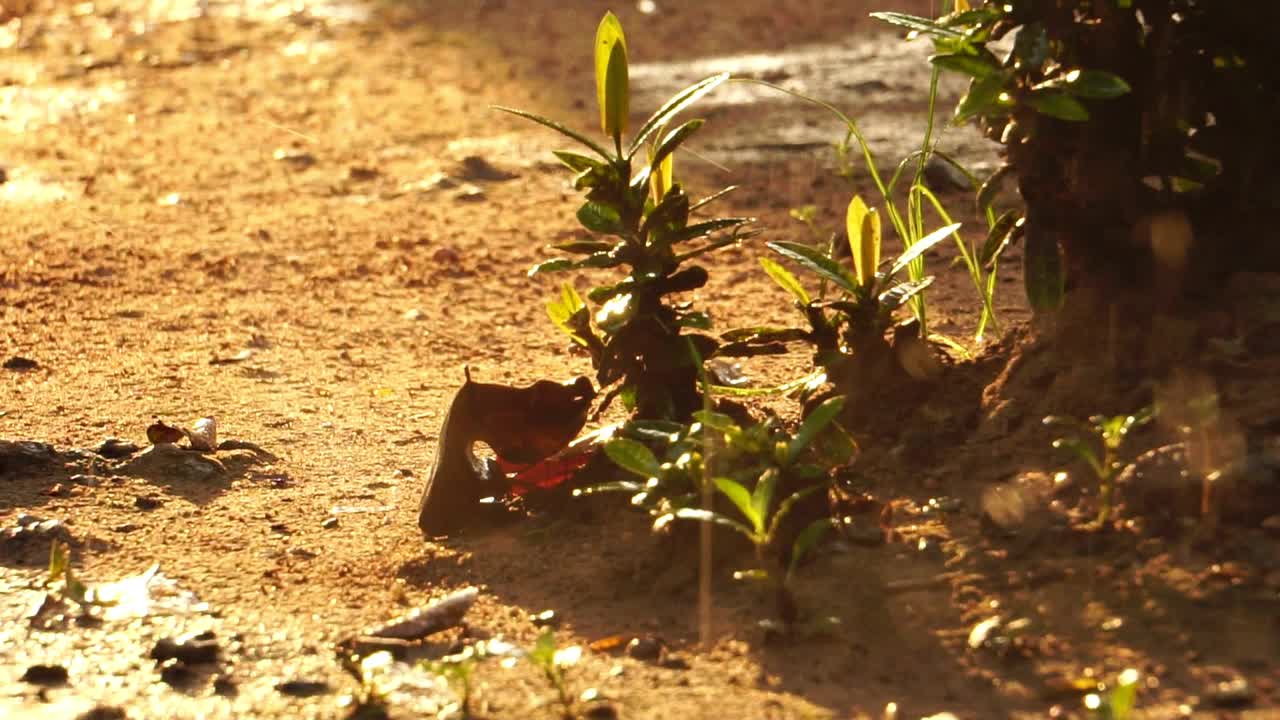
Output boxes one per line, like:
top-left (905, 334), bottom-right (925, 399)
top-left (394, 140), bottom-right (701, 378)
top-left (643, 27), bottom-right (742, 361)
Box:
top-left (1084, 668), bottom-right (1141, 720)
top-left (501, 12), bottom-right (751, 419)
top-left (726, 193), bottom-right (958, 388)
top-left (527, 630), bottom-right (583, 719)
top-left (1044, 408), bottom-right (1154, 527)
top-left (594, 396), bottom-right (855, 624)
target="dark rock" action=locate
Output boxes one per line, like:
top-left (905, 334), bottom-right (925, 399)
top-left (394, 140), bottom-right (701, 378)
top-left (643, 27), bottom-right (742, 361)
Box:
top-left (321, 517), bottom-right (339, 529)
top-left (276, 679), bottom-right (331, 697)
top-left (21, 664), bottom-right (69, 685)
top-left (3, 356), bottom-right (39, 371)
top-left (116, 444), bottom-right (225, 482)
top-left (134, 495), bottom-right (165, 511)
top-left (151, 632), bottom-right (219, 664)
top-left (158, 660), bottom-right (199, 688)
top-left (213, 675), bottom-right (238, 696)
top-left (96, 438), bottom-right (140, 459)
top-left (455, 155), bottom-right (518, 182)
top-left (583, 703), bottom-right (620, 720)
top-left (625, 636), bottom-right (664, 662)
top-left (0, 439), bottom-right (58, 474)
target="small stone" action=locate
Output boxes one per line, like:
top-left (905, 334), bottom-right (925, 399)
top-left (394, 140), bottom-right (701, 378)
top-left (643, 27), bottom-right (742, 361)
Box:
top-left (134, 495), bottom-right (164, 511)
top-left (151, 632), bottom-right (219, 664)
top-left (273, 148), bottom-right (316, 170)
top-left (432, 247), bottom-right (461, 264)
top-left (455, 156), bottom-right (518, 182)
top-left (401, 308), bottom-right (424, 321)
top-left (347, 166), bottom-right (379, 182)
top-left (276, 679), bottom-right (330, 697)
top-left (3, 356), bottom-right (39, 371)
top-left (21, 664), bottom-right (69, 685)
top-left (213, 675), bottom-right (238, 696)
top-left (530, 609), bottom-right (559, 628)
top-left (96, 438), bottom-right (140, 459)
top-left (625, 636), bottom-right (664, 662)
top-left (158, 660), bottom-right (198, 687)
top-left (321, 517), bottom-right (339, 529)
top-left (113, 523), bottom-right (140, 533)
top-left (453, 184), bottom-right (485, 202)
top-left (583, 704), bottom-right (619, 720)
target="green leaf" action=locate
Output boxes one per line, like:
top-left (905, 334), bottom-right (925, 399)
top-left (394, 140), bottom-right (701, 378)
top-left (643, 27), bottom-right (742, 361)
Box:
top-left (666, 218), bottom-right (750, 244)
top-left (1052, 437), bottom-right (1103, 476)
top-left (765, 485), bottom-right (825, 541)
top-left (552, 240), bottom-right (615, 255)
top-left (575, 252), bottom-right (624, 270)
top-left (787, 396), bottom-right (845, 465)
top-left (577, 201), bottom-right (624, 234)
top-left (604, 438), bottom-right (661, 478)
top-left (760, 258), bottom-right (810, 304)
top-left (955, 73), bottom-right (1006, 123)
top-left (1038, 69), bottom-right (1131, 99)
top-left (689, 185), bottom-right (737, 212)
top-left (595, 292), bottom-right (636, 332)
top-left (528, 258), bottom-right (574, 276)
top-left (493, 106), bottom-right (612, 160)
top-left (1110, 669), bottom-right (1140, 719)
top-left (649, 119), bottom-right (704, 175)
top-left (888, 223), bottom-right (961, 280)
top-left (767, 241), bottom-right (857, 294)
top-left (692, 410), bottom-right (738, 433)
top-left (976, 164), bottom-right (1012, 213)
top-left (878, 276), bottom-right (935, 312)
top-left (1024, 227), bottom-right (1065, 314)
top-left (714, 477), bottom-right (763, 534)
top-left (846, 196), bottom-right (880, 288)
top-left (979, 210), bottom-right (1019, 269)
top-left (595, 12), bottom-right (629, 140)
top-left (546, 282), bottom-right (585, 328)
top-left (750, 468), bottom-right (778, 535)
top-left (1025, 90), bottom-right (1089, 121)
top-left (553, 151), bottom-right (602, 174)
top-left (787, 517), bottom-right (833, 578)
top-left (870, 11), bottom-right (965, 38)
top-left (47, 540), bottom-right (69, 584)
top-left (671, 507), bottom-right (755, 540)
top-left (930, 52), bottom-right (1000, 79)
top-left (628, 73), bottom-right (729, 158)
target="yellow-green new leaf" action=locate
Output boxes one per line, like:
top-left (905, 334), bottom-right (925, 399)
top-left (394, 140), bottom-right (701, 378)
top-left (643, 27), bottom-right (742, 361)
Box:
top-left (846, 196), bottom-right (880, 287)
top-left (595, 12), bottom-right (629, 141)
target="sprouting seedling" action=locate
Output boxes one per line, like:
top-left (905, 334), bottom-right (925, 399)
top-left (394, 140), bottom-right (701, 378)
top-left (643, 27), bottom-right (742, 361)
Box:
top-left (599, 396), bottom-right (853, 626)
top-left (497, 11), bottom-right (751, 420)
top-left (527, 629), bottom-right (582, 719)
top-left (1044, 408), bottom-right (1154, 527)
top-left (1084, 668), bottom-right (1141, 720)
